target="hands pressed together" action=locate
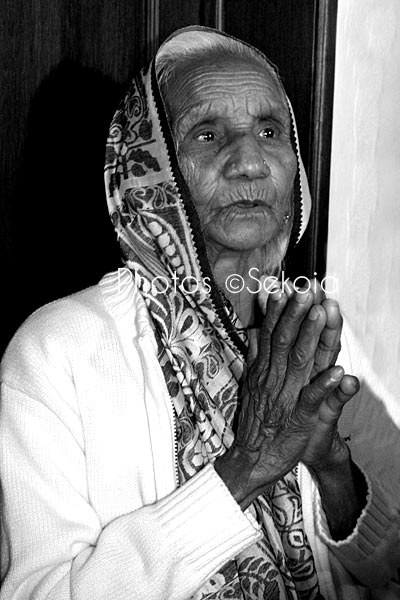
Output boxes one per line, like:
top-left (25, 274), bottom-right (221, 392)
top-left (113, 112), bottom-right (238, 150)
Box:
top-left (215, 281), bottom-right (363, 533)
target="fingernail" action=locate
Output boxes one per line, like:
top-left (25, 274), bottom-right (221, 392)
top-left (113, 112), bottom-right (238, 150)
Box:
top-left (308, 305), bottom-right (322, 320)
top-left (331, 366), bottom-right (344, 381)
top-left (271, 289), bottom-right (283, 301)
top-left (295, 290), bottom-right (310, 303)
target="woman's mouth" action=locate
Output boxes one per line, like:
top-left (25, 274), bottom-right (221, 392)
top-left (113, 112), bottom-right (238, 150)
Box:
top-left (233, 200), bottom-right (266, 209)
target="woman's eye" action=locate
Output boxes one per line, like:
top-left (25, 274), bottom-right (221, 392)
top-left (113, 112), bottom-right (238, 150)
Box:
top-left (259, 127), bottom-right (276, 139)
top-left (196, 131), bottom-right (215, 142)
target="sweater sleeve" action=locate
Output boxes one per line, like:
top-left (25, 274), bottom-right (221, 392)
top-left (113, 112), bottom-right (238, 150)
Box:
top-left (0, 306), bottom-right (261, 600)
top-left (312, 318), bottom-right (400, 589)
top-left (314, 464), bottom-right (400, 589)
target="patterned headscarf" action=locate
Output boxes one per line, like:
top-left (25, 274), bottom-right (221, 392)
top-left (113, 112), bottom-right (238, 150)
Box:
top-left (105, 26), bottom-right (320, 600)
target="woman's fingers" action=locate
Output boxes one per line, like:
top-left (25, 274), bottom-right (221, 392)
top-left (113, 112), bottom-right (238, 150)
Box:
top-left (255, 290), bottom-right (288, 370)
top-left (276, 302), bottom-right (326, 405)
top-left (270, 290), bottom-right (314, 363)
top-left (241, 287), bottom-right (344, 456)
top-left (296, 371), bottom-right (358, 469)
top-left (252, 292), bottom-right (323, 426)
top-left (309, 278), bottom-right (325, 304)
top-left (311, 299), bottom-right (343, 379)
top-left (240, 293), bottom-right (287, 448)
top-left (322, 374), bottom-right (360, 419)
top-left (257, 276), bottom-right (287, 315)
top-left (297, 366), bottom-right (344, 421)
top-left (245, 290), bottom-right (315, 441)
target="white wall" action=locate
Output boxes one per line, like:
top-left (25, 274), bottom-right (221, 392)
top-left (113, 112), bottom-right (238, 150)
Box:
top-left (327, 0), bottom-right (400, 399)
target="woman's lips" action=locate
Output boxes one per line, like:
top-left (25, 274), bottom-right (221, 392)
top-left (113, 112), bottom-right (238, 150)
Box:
top-left (231, 199), bottom-right (273, 213)
top-left (234, 201), bottom-right (260, 208)
top-left (214, 199), bottom-right (273, 216)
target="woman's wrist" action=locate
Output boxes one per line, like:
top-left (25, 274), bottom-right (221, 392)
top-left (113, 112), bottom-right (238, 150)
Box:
top-left (214, 450), bottom-right (249, 510)
top-left (214, 447), bottom-right (264, 512)
top-left (305, 436), bottom-right (351, 475)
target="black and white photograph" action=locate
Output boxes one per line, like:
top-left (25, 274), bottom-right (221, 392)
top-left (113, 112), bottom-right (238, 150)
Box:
top-left (1, 1), bottom-right (399, 598)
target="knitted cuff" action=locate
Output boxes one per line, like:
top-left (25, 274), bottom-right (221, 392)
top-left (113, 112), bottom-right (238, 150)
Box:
top-left (156, 463), bottom-right (261, 576)
top-left (316, 464), bottom-right (391, 556)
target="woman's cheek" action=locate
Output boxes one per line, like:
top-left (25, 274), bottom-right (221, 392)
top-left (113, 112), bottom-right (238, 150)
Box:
top-left (273, 154), bottom-right (297, 199)
top-left (180, 155), bottom-right (219, 205)
top-left (177, 149), bottom-right (196, 183)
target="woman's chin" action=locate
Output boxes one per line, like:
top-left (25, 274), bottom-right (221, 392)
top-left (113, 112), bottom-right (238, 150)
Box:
top-left (205, 220), bottom-right (280, 252)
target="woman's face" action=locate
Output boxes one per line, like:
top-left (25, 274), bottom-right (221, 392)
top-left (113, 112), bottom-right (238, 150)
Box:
top-left (166, 55), bottom-right (297, 257)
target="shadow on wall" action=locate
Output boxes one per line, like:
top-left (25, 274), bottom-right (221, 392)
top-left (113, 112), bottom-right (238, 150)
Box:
top-left (3, 61), bottom-right (123, 356)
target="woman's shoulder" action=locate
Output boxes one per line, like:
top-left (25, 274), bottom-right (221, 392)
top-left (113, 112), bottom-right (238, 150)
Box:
top-left (3, 282), bottom-right (105, 357)
top-left (1, 269), bottom-right (148, 382)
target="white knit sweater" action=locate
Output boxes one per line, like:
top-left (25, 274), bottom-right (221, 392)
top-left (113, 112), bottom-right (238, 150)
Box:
top-left (1, 270), bottom-right (399, 600)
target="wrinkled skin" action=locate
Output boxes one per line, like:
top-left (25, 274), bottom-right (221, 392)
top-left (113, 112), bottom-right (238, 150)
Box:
top-left (166, 55), bottom-right (365, 539)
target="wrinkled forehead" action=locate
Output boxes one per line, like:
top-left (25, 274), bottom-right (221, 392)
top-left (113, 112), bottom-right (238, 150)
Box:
top-left (161, 55), bottom-right (291, 136)
top-left (155, 28), bottom-right (289, 109)
top-left (175, 57), bottom-right (290, 138)
top-left (175, 53), bottom-right (285, 100)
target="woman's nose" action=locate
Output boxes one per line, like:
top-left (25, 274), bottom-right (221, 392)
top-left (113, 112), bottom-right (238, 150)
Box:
top-left (223, 136), bottom-right (270, 179)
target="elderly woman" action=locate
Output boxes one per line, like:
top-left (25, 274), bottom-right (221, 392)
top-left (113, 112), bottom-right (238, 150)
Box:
top-left (1, 27), bottom-right (399, 600)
